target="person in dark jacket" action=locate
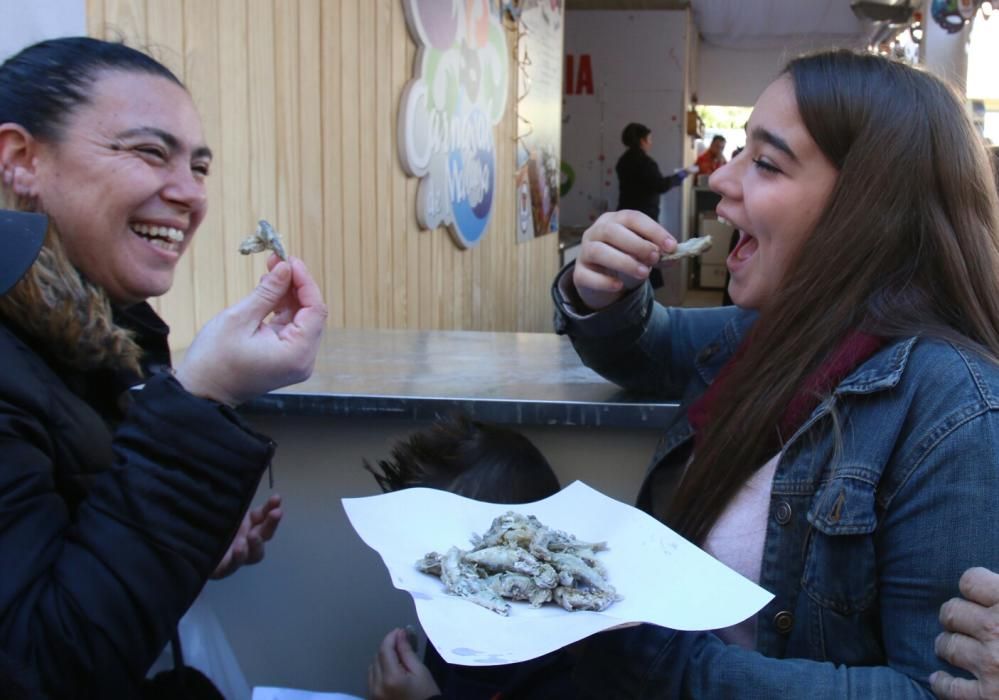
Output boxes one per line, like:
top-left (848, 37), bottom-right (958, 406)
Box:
top-left (615, 122), bottom-right (691, 222)
top-left (0, 37), bottom-right (326, 699)
top-left (615, 123), bottom-right (694, 289)
top-left (0, 212), bottom-right (46, 700)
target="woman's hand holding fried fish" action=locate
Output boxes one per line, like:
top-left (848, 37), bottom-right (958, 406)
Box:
top-left (175, 256), bottom-right (327, 407)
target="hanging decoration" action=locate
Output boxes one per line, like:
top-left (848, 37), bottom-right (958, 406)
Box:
top-left (931, 0), bottom-right (981, 32)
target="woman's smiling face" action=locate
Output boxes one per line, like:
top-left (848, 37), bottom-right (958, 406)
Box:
top-left (709, 76), bottom-right (839, 310)
top-left (31, 69), bottom-right (211, 306)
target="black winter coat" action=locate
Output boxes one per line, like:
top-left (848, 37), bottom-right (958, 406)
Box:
top-left (0, 304), bottom-right (275, 699)
top-left (615, 147), bottom-right (685, 221)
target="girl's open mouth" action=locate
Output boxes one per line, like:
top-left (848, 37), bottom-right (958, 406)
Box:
top-left (727, 230), bottom-right (758, 272)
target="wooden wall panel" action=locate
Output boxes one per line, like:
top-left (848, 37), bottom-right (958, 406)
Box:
top-left (298, 0), bottom-right (325, 299)
top-left (320, 0), bottom-right (345, 328)
top-left (389, 0), bottom-right (411, 329)
top-left (358, 1), bottom-right (379, 329)
top-left (88, 0), bottom-right (561, 348)
top-left (184, 0), bottom-right (227, 336)
top-left (275, 0), bottom-right (303, 289)
top-left (339, 1), bottom-right (364, 329)
top-left (373, 0), bottom-right (393, 328)
top-left (217, 0), bottom-right (256, 309)
top-left (246, 0), bottom-right (280, 323)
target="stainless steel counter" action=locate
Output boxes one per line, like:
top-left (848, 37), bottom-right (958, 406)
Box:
top-left (241, 328), bottom-right (679, 428)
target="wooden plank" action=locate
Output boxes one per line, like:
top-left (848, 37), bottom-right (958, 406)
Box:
top-left (217, 0), bottom-right (255, 303)
top-left (357, 0), bottom-right (378, 328)
top-left (434, 225), bottom-right (445, 330)
top-left (339, 0), bottom-right (362, 327)
top-left (454, 241), bottom-right (465, 330)
top-left (102, 0), bottom-right (145, 46)
top-left (141, 1), bottom-right (184, 77)
top-left (246, 0), bottom-right (278, 301)
top-left (374, 0), bottom-right (392, 327)
top-left (183, 0), bottom-right (226, 331)
top-left (298, 0), bottom-right (324, 296)
top-left (320, 0), bottom-right (345, 327)
top-left (389, 0), bottom-right (410, 328)
top-left (418, 226), bottom-right (432, 329)
top-left (274, 0), bottom-right (302, 273)
top-left (86, 0), bottom-right (106, 38)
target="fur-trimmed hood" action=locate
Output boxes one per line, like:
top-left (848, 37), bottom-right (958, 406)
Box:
top-left (0, 202), bottom-right (142, 375)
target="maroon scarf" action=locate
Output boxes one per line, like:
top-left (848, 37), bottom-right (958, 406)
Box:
top-left (688, 330), bottom-right (885, 450)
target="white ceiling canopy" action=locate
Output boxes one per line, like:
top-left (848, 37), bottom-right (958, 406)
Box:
top-left (690, 0), bottom-right (877, 50)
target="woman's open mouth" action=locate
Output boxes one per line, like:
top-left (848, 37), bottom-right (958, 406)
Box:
top-left (130, 223), bottom-right (185, 253)
top-left (727, 230), bottom-right (758, 273)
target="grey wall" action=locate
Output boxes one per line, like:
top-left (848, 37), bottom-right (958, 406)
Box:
top-left (696, 45), bottom-right (789, 107)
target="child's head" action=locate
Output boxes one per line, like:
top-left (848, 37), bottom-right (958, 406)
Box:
top-left (364, 412), bottom-right (560, 504)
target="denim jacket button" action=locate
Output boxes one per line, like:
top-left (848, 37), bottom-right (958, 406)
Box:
top-left (697, 344), bottom-right (719, 362)
top-left (774, 500), bottom-right (793, 525)
top-left (774, 610), bottom-right (794, 634)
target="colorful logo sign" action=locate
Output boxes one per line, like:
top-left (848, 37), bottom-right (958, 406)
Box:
top-left (399, 0), bottom-right (509, 248)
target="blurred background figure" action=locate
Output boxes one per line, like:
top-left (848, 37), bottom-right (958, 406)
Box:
top-left (615, 122), bottom-right (696, 289)
top-left (696, 134), bottom-right (728, 175)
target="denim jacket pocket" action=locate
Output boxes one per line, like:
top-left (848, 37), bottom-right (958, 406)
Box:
top-left (800, 473), bottom-right (883, 663)
top-left (803, 473), bottom-right (878, 611)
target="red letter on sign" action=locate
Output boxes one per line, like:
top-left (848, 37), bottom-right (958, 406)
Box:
top-left (576, 54), bottom-right (593, 95)
top-left (565, 54), bottom-right (574, 95)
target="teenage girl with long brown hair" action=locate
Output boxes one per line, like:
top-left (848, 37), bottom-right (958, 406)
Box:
top-left (553, 49), bottom-right (999, 697)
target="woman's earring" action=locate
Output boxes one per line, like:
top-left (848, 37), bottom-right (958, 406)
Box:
top-left (1, 163), bottom-right (39, 204)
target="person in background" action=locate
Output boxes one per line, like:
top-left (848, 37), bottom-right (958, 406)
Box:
top-left (365, 412), bottom-right (572, 700)
top-left (0, 37), bottom-right (326, 698)
top-left (616, 122), bottom-right (693, 223)
top-left (696, 133), bottom-right (728, 175)
top-left (615, 122), bottom-right (695, 289)
top-left (552, 49), bottom-right (999, 697)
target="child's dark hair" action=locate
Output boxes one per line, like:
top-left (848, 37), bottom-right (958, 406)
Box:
top-left (364, 412), bottom-right (560, 504)
top-left (621, 122), bottom-right (651, 149)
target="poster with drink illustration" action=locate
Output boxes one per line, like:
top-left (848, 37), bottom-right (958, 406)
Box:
top-left (515, 0), bottom-right (564, 243)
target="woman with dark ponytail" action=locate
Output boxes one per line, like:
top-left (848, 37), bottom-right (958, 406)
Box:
top-left (0, 37), bottom-right (326, 698)
top-left (553, 50), bottom-right (999, 697)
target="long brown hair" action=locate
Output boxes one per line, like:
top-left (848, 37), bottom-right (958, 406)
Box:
top-left (667, 50), bottom-right (999, 544)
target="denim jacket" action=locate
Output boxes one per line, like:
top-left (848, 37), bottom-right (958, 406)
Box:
top-left (552, 268), bottom-right (999, 698)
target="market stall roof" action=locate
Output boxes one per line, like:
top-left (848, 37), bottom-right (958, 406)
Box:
top-left (690, 0), bottom-right (871, 49)
top-left (564, 0), bottom-right (892, 50)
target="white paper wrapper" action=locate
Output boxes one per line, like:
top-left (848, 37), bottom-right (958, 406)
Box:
top-left (342, 481), bottom-right (773, 666)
